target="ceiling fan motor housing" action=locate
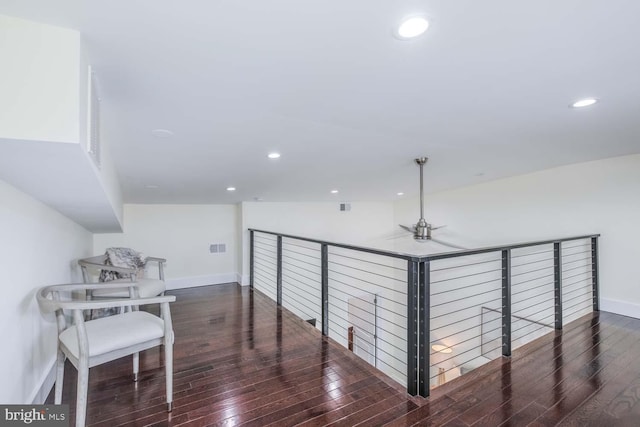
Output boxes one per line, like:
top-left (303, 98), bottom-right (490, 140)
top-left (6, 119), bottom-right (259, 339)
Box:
top-left (414, 218), bottom-right (431, 240)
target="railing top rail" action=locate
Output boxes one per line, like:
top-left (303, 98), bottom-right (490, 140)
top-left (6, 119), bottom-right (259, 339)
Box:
top-left (249, 228), bottom-right (421, 261)
top-left (421, 234), bottom-right (600, 261)
top-left (250, 229), bottom-right (599, 263)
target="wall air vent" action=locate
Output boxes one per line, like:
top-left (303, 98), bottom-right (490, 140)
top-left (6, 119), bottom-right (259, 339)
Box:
top-left (340, 203), bottom-right (351, 212)
top-left (209, 243), bottom-right (227, 253)
top-left (87, 66), bottom-right (101, 169)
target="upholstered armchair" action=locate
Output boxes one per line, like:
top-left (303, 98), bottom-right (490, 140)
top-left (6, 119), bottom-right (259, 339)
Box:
top-left (36, 283), bottom-right (175, 427)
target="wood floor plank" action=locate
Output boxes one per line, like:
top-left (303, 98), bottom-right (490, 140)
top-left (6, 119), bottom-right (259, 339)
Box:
top-left (45, 283), bottom-right (640, 427)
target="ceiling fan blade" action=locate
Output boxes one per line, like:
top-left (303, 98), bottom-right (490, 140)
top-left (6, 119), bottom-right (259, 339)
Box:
top-left (430, 238), bottom-right (466, 250)
top-left (385, 232), bottom-right (412, 241)
top-left (429, 224), bottom-right (447, 231)
top-left (398, 224), bottom-right (415, 233)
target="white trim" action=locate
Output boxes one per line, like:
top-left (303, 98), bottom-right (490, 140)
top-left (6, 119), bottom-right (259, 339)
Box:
top-left (30, 358), bottom-right (56, 404)
top-left (238, 273), bottom-right (250, 286)
top-left (165, 273), bottom-right (238, 290)
top-left (601, 298), bottom-right (640, 319)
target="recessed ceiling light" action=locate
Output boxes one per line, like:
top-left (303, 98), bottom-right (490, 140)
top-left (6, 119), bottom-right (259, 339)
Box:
top-left (267, 152), bottom-right (281, 159)
top-left (397, 192), bottom-right (405, 196)
top-left (151, 129), bottom-right (174, 138)
top-left (330, 190), bottom-right (339, 194)
top-left (570, 98), bottom-right (598, 108)
top-left (226, 187), bottom-right (236, 192)
top-left (396, 16), bottom-right (430, 39)
top-left (145, 184), bottom-right (159, 189)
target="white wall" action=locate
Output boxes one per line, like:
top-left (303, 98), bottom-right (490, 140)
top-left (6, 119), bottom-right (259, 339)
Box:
top-left (0, 178), bottom-right (92, 404)
top-left (0, 14), bottom-right (80, 144)
top-left (239, 201), bottom-right (396, 284)
top-left (93, 204), bottom-right (238, 289)
top-left (394, 153), bottom-right (640, 318)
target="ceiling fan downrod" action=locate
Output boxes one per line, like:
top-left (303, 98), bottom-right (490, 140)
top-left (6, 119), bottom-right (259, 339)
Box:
top-left (414, 157), bottom-right (430, 240)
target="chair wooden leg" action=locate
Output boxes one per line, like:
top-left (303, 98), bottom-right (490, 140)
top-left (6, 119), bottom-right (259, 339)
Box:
top-left (54, 349), bottom-right (65, 404)
top-left (133, 352), bottom-right (139, 382)
top-left (76, 358), bottom-right (89, 427)
top-left (165, 333), bottom-right (173, 412)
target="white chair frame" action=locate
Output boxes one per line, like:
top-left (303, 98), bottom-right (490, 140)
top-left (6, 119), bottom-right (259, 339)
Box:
top-left (37, 283), bottom-right (175, 427)
top-left (78, 255), bottom-right (167, 301)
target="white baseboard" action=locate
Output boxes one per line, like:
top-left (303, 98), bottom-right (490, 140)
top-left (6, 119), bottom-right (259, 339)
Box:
top-left (30, 359), bottom-right (56, 404)
top-left (238, 273), bottom-right (250, 286)
top-left (165, 273), bottom-right (239, 290)
top-left (601, 298), bottom-right (640, 319)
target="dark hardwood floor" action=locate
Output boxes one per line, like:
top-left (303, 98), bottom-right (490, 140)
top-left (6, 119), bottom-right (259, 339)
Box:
top-left (49, 284), bottom-right (640, 426)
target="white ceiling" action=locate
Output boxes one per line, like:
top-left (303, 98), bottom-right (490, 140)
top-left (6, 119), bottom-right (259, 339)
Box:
top-left (2, 0), bottom-right (640, 204)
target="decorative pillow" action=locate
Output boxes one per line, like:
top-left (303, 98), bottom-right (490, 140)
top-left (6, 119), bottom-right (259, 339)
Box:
top-left (94, 248), bottom-right (147, 319)
top-left (99, 248), bottom-right (147, 282)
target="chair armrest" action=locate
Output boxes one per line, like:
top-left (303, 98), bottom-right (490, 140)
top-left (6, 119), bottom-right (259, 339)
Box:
top-left (37, 283), bottom-right (176, 313)
top-left (145, 257), bottom-right (166, 281)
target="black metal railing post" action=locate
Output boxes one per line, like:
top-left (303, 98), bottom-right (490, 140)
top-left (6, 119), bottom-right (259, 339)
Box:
top-left (553, 242), bottom-right (563, 329)
top-left (418, 260), bottom-right (430, 398)
top-left (591, 237), bottom-right (600, 312)
top-left (321, 244), bottom-right (329, 336)
top-left (407, 260), bottom-right (420, 396)
top-left (276, 235), bottom-right (282, 306)
top-left (502, 249), bottom-right (512, 357)
top-left (249, 230), bottom-right (254, 289)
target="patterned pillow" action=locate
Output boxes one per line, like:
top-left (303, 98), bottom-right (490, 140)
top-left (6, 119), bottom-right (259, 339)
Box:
top-left (99, 247), bottom-right (147, 282)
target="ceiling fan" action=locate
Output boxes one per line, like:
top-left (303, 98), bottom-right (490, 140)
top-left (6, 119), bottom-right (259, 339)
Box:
top-left (397, 157), bottom-right (465, 249)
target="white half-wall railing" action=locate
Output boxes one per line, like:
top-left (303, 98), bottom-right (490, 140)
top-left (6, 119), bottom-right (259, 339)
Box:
top-left (249, 229), bottom-right (600, 398)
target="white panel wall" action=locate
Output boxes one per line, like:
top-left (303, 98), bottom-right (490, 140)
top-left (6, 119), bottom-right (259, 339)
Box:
top-left (393, 153), bottom-right (640, 318)
top-left (239, 201), bottom-right (396, 284)
top-left (0, 178), bottom-right (92, 404)
top-left (93, 204), bottom-right (238, 289)
top-left (0, 14), bottom-right (80, 144)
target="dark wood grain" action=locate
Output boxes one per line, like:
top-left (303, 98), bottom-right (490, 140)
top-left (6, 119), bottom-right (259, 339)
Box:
top-left (46, 283), bottom-right (640, 426)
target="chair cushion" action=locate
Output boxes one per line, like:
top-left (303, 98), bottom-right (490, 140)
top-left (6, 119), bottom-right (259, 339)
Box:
top-left (92, 278), bottom-right (165, 298)
top-left (59, 311), bottom-right (165, 358)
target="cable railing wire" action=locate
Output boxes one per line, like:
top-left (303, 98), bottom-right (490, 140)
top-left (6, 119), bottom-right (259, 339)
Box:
top-left (430, 268), bottom-right (503, 285)
top-left (282, 240), bottom-right (321, 252)
top-left (327, 276), bottom-right (408, 306)
top-left (327, 295), bottom-right (408, 336)
top-left (510, 249), bottom-right (553, 259)
top-left (562, 256), bottom-right (592, 266)
top-left (562, 263), bottom-right (592, 274)
top-left (282, 252), bottom-right (321, 267)
top-left (511, 257), bottom-right (554, 269)
top-left (281, 272), bottom-right (321, 297)
top-left (561, 249), bottom-right (592, 258)
top-left (511, 272), bottom-right (554, 287)
top-left (329, 278), bottom-right (406, 305)
top-left (431, 257), bottom-right (501, 272)
top-left (328, 259), bottom-right (407, 283)
top-left (327, 251), bottom-right (406, 271)
top-left (328, 268), bottom-right (408, 295)
top-left (511, 264), bottom-right (554, 278)
top-left (431, 277), bottom-right (502, 297)
top-left (431, 296), bottom-right (503, 321)
top-left (562, 275), bottom-right (593, 289)
top-left (431, 287), bottom-right (502, 309)
top-left (512, 281), bottom-right (554, 297)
